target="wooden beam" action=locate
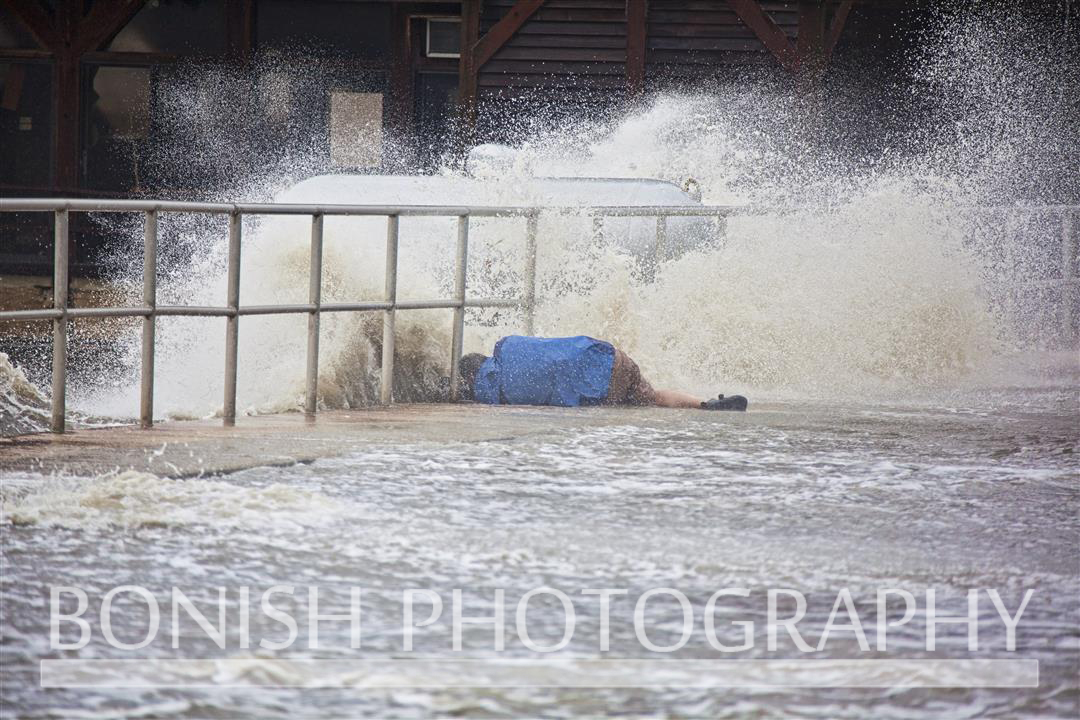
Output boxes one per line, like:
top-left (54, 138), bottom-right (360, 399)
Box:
top-left (796, 0), bottom-right (826, 78)
top-left (824, 0), bottom-right (854, 64)
top-left (0, 48), bottom-right (53, 60)
top-left (388, 4), bottom-right (414, 148)
top-left (474, 0), bottom-right (546, 68)
top-left (5, 0), bottom-right (61, 49)
top-left (225, 0), bottom-right (255, 65)
top-left (52, 1), bottom-right (80, 191)
top-left (460, 0), bottom-right (548, 140)
top-left (725, 0), bottom-right (797, 73)
top-left (53, 50), bottom-right (79, 190)
top-left (457, 0), bottom-right (482, 141)
top-left (72, 0), bottom-right (148, 55)
top-left (626, 0), bottom-right (647, 96)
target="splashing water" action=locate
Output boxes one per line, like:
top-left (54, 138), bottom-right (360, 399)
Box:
top-left (6, 6), bottom-right (1075, 427)
top-left (0, 352), bottom-right (50, 436)
top-left (0, 470), bottom-right (349, 530)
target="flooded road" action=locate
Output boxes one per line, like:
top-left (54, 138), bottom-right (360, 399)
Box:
top-left (2, 385), bottom-right (1077, 718)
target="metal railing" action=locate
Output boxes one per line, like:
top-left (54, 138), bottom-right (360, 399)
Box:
top-left (0, 198), bottom-right (737, 433)
top-left (2, 199), bottom-right (1076, 434)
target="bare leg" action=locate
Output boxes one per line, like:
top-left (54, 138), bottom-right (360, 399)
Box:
top-left (651, 389), bottom-right (703, 408)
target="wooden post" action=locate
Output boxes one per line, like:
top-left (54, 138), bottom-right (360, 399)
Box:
top-left (824, 0), bottom-right (854, 66)
top-left (473, 0), bottom-right (547, 66)
top-left (226, 0), bottom-right (254, 66)
top-left (457, 0), bottom-right (482, 147)
top-left (54, 1), bottom-right (80, 191)
top-left (796, 1), bottom-right (827, 87)
top-left (388, 4), bottom-right (414, 162)
top-left (727, 0), bottom-right (850, 82)
top-left (626, 0), bottom-right (648, 97)
top-left (726, 0), bottom-right (798, 73)
top-left (53, 50), bottom-right (79, 190)
top-left (458, 0), bottom-right (548, 150)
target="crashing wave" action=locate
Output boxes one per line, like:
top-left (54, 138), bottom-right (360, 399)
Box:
top-left (0, 353), bottom-right (50, 437)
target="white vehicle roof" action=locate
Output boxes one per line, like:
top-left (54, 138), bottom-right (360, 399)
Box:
top-left (276, 174), bottom-right (700, 209)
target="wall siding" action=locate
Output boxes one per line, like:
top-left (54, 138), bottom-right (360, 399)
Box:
top-left (477, 0), bottom-right (802, 95)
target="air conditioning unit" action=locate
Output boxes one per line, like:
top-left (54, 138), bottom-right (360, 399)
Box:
top-left (426, 18), bottom-right (461, 58)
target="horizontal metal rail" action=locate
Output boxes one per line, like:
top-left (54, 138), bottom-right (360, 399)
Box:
top-left (0, 198), bottom-right (742, 217)
top-left (1, 198), bottom-right (1076, 434)
top-left (0, 298), bottom-right (527, 323)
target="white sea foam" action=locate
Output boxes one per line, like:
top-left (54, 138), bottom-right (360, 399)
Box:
top-left (0, 470), bottom-right (346, 530)
top-left (9, 6), bottom-right (1076, 425)
top-left (0, 352), bottom-right (50, 436)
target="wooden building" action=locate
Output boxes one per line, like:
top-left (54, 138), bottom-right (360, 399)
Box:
top-left (3, 0), bottom-right (1056, 274)
top-left (0, 0), bottom-right (898, 193)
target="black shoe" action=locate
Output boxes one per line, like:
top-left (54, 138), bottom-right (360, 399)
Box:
top-left (701, 394), bottom-right (748, 411)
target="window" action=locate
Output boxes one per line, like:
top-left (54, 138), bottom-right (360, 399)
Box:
top-left (83, 66), bottom-right (152, 190)
top-left (89, 67), bottom-right (151, 138)
top-left (329, 91), bottom-right (383, 169)
top-left (426, 19), bottom-right (461, 58)
top-left (0, 62), bottom-right (51, 187)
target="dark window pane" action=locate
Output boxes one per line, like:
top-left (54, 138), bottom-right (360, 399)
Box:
top-left (257, 0), bottom-right (391, 59)
top-left (0, 62), bottom-right (52, 188)
top-left (82, 66), bottom-right (152, 191)
top-left (414, 72), bottom-right (458, 170)
top-left (108, 0), bottom-right (226, 54)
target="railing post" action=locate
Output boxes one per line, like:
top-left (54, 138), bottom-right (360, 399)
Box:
top-left (305, 214), bottom-right (324, 418)
top-left (50, 209), bottom-right (69, 433)
top-left (449, 215), bottom-right (469, 401)
top-left (380, 215), bottom-right (399, 405)
top-left (716, 214), bottom-right (728, 243)
top-left (523, 211), bottom-right (538, 335)
top-left (140, 210), bottom-right (157, 429)
top-left (223, 211), bottom-right (242, 426)
top-left (655, 215), bottom-right (668, 265)
top-left (1063, 209), bottom-right (1077, 347)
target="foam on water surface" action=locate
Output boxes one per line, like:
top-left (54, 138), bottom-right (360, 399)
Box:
top-left (2, 398), bottom-right (1077, 717)
top-left (1, 470), bottom-right (350, 531)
